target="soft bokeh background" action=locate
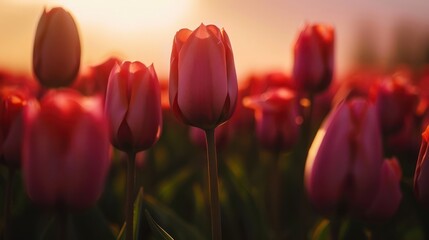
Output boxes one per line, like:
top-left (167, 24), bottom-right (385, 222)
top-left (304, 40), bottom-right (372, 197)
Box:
top-left (1, 0), bottom-right (429, 80)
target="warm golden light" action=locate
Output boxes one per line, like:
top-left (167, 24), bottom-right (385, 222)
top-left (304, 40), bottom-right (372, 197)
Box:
top-left (54, 0), bottom-right (193, 32)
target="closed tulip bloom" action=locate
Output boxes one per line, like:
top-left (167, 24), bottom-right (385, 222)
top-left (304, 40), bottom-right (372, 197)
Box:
top-left (23, 90), bottom-right (110, 209)
top-left (365, 158), bottom-right (402, 221)
top-left (414, 125), bottom-right (429, 207)
top-left (105, 61), bottom-right (162, 153)
top-left (370, 76), bottom-right (419, 135)
top-left (292, 24), bottom-right (334, 93)
top-left (169, 23), bottom-right (238, 130)
top-left (33, 7), bottom-right (81, 88)
top-left (0, 88), bottom-right (28, 168)
top-left (244, 88), bottom-right (300, 151)
top-left (305, 98), bottom-right (383, 215)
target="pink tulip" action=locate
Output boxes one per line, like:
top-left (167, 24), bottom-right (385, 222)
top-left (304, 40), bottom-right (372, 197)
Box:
top-left (305, 98), bottom-right (383, 215)
top-left (244, 88), bottom-right (300, 151)
top-left (365, 158), bottom-right (402, 221)
top-left (0, 88), bottom-right (29, 168)
top-left (22, 89), bottom-right (110, 209)
top-left (33, 7), bottom-right (81, 88)
top-left (105, 61), bottom-right (162, 153)
top-left (414, 125), bottom-right (429, 207)
top-left (292, 24), bottom-right (334, 94)
top-left (169, 23), bottom-right (238, 130)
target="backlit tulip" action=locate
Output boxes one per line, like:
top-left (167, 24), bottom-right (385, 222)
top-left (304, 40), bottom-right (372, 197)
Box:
top-left (292, 24), bottom-right (334, 93)
top-left (414, 125), bottom-right (429, 207)
top-left (244, 88), bottom-right (300, 151)
top-left (22, 90), bottom-right (110, 209)
top-left (0, 88), bottom-right (29, 168)
top-left (33, 7), bottom-right (81, 88)
top-left (105, 61), bottom-right (162, 153)
top-left (305, 98), bottom-right (383, 215)
top-left (169, 23), bottom-right (238, 130)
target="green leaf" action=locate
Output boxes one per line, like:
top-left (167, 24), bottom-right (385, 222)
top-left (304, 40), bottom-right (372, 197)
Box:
top-left (311, 219), bottom-right (330, 240)
top-left (116, 223), bottom-right (125, 240)
top-left (143, 195), bottom-right (207, 240)
top-left (134, 188), bottom-right (145, 239)
top-left (145, 210), bottom-right (174, 240)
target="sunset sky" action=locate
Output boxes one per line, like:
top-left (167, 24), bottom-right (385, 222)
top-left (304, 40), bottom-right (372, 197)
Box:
top-left (1, 0), bottom-right (429, 80)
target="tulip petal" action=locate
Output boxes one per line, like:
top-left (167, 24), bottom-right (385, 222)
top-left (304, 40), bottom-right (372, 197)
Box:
top-left (105, 63), bottom-right (129, 145)
top-left (127, 64), bottom-right (162, 151)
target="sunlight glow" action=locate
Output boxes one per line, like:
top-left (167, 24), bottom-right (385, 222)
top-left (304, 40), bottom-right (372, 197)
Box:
top-left (53, 0), bottom-right (193, 32)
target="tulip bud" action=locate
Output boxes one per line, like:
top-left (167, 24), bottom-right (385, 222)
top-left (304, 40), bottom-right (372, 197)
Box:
top-left (0, 88), bottom-right (29, 168)
top-left (169, 23), bottom-right (238, 130)
top-left (292, 24), bottom-right (334, 93)
top-left (305, 98), bottom-right (383, 215)
top-left (370, 75), bottom-right (419, 135)
top-left (244, 88), bottom-right (300, 151)
top-left (33, 7), bottom-right (81, 88)
top-left (414, 125), bottom-right (429, 207)
top-left (105, 61), bottom-right (162, 153)
top-left (22, 90), bottom-right (110, 210)
top-left (365, 158), bottom-right (402, 221)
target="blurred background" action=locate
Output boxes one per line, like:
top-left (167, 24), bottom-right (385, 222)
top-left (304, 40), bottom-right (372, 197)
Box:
top-left (1, 0), bottom-right (429, 80)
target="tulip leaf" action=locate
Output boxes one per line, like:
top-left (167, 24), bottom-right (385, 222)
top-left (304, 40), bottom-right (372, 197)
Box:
top-left (145, 210), bottom-right (174, 240)
top-left (311, 219), bottom-right (330, 240)
top-left (116, 223), bottom-right (125, 240)
top-left (143, 195), bottom-right (207, 240)
top-left (134, 188), bottom-right (144, 239)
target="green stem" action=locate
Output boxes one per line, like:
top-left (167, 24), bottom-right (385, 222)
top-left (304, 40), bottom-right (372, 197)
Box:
top-left (268, 151), bottom-right (282, 238)
top-left (126, 151), bottom-right (136, 240)
top-left (3, 168), bottom-right (15, 240)
top-left (205, 128), bottom-right (222, 240)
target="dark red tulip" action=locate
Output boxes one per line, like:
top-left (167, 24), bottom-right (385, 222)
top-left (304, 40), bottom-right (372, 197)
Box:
top-left (244, 88), bottom-right (300, 151)
top-left (414, 125), bottom-right (429, 207)
top-left (33, 7), bottom-right (81, 88)
top-left (169, 23), bottom-right (238, 130)
top-left (292, 24), bottom-right (334, 94)
top-left (23, 90), bottom-right (110, 210)
top-left (105, 61), bottom-right (162, 153)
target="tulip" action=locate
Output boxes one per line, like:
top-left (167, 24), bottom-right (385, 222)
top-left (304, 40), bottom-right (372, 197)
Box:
top-left (22, 89), bottom-right (110, 210)
top-left (365, 158), bottom-right (402, 221)
top-left (369, 75), bottom-right (419, 135)
top-left (105, 60), bottom-right (162, 240)
top-left (243, 88), bottom-right (300, 152)
top-left (292, 24), bottom-right (334, 94)
top-left (169, 23), bottom-right (238, 130)
top-left (105, 61), bottom-right (162, 153)
top-left (33, 7), bottom-right (81, 88)
top-left (414, 125), bottom-right (429, 207)
top-left (0, 88), bottom-right (28, 168)
top-left (305, 98), bottom-right (383, 216)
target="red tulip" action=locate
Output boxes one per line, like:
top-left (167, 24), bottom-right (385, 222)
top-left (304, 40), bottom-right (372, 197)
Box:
top-left (305, 98), bottom-right (383, 215)
top-left (0, 88), bottom-right (29, 168)
top-left (365, 158), bottom-right (402, 221)
top-left (369, 75), bottom-right (419, 135)
top-left (105, 61), bottom-right (162, 153)
top-left (292, 24), bottom-right (334, 94)
top-left (169, 23), bottom-right (238, 130)
top-left (22, 90), bottom-right (110, 209)
top-left (414, 125), bottom-right (429, 207)
top-left (244, 88), bottom-right (300, 151)
top-left (33, 7), bottom-right (81, 88)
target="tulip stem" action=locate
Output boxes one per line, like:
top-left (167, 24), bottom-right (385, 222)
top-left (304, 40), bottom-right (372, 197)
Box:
top-left (126, 151), bottom-right (136, 240)
top-left (304, 93), bottom-right (315, 151)
top-left (3, 168), bottom-right (15, 240)
top-left (205, 128), bottom-right (222, 240)
top-left (330, 216), bottom-right (341, 240)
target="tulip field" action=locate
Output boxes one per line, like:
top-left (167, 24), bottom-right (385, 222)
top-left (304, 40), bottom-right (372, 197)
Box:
top-left (2, 5), bottom-right (429, 240)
